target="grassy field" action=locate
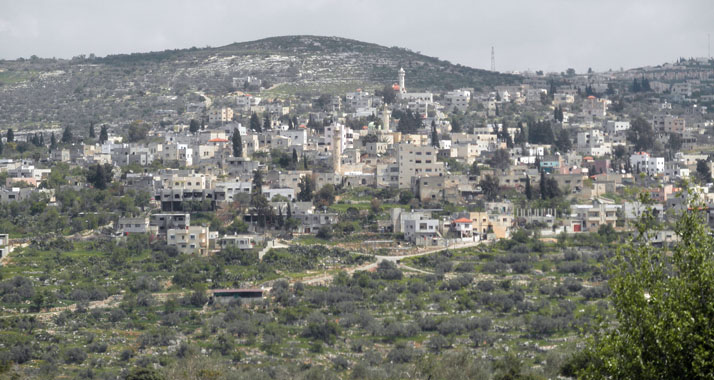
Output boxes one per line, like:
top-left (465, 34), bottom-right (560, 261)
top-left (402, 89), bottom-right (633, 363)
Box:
top-left (0, 70), bottom-right (35, 85)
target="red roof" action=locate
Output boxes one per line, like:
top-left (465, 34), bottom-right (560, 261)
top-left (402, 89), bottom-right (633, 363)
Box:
top-left (209, 138), bottom-right (229, 142)
top-left (453, 218), bottom-right (473, 224)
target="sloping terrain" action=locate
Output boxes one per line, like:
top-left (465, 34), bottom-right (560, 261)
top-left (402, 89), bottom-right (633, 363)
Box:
top-left (0, 35), bottom-right (519, 130)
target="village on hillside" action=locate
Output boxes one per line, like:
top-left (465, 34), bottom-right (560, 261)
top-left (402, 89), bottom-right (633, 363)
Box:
top-left (2, 59), bottom-right (713, 256)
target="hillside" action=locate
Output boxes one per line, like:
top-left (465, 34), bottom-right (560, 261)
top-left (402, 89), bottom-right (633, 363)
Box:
top-left (0, 35), bottom-right (519, 130)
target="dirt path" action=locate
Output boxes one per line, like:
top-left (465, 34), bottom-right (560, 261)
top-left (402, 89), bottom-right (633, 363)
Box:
top-left (295, 240), bottom-right (482, 285)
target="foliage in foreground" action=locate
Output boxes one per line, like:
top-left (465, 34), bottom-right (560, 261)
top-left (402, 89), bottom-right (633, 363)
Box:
top-left (575, 190), bottom-right (714, 379)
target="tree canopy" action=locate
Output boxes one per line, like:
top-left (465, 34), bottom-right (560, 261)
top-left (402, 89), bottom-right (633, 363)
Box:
top-left (627, 117), bottom-right (655, 152)
top-left (576, 190), bottom-right (714, 379)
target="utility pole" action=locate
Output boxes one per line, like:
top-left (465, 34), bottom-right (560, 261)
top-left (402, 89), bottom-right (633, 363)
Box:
top-left (491, 46), bottom-right (496, 72)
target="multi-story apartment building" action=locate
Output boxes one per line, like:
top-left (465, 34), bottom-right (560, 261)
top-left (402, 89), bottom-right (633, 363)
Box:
top-left (397, 143), bottom-right (444, 189)
top-left (630, 152), bottom-right (665, 175)
top-left (208, 107), bottom-right (234, 123)
top-left (150, 213), bottom-right (190, 235)
top-left (167, 226), bottom-right (210, 255)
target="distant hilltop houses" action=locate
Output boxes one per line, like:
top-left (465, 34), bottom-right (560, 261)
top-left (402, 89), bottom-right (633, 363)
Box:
top-left (1, 55), bottom-right (713, 253)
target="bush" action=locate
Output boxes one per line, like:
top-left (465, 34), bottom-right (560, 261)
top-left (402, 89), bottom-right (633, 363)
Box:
top-left (482, 261), bottom-right (507, 274)
top-left (582, 285), bottom-right (610, 300)
top-left (9, 343), bottom-right (32, 364)
top-left (454, 262), bottom-right (475, 273)
top-left (387, 343), bottom-right (418, 363)
top-left (316, 226), bottom-right (333, 239)
top-left (119, 349), bottom-right (134, 361)
top-left (511, 261), bottom-right (532, 274)
top-left (427, 334), bottom-right (451, 352)
top-left (557, 262), bottom-right (591, 274)
top-left (88, 341), bottom-right (108, 353)
top-left (477, 281), bottom-right (495, 292)
top-left (127, 367), bottom-right (164, 380)
top-left (437, 318), bottom-right (466, 336)
top-left (564, 278), bottom-right (583, 292)
top-left (302, 312), bottom-right (339, 344)
top-left (332, 356), bottom-right (349, 371)
top-left (470, 330), bottom-right (493, 347)
top-left (108, 308), bottom-right (127, 323)
top-left (64, 347), bottom-right (87, 364)
top-left (376, 260), bottom-right (403, 280)
top-left (441, 275), bottom-right (473, 291)
top-left (0, 276), bottom-right (35, 303)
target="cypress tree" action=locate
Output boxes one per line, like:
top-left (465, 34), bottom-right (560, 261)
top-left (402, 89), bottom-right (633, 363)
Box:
top-left (89, 123), bottom-right (96, 138)
top-left (189, 119), bottom-right (200, 133)
top-left (431, 124), bottom-right (439, 147)
top-left (277, 207), bottom-right (284, 228)
top-left (61, 126), bottom-right (72, 144)
top-left (252, 170), bottom-right (263, 194)
top-left (250, 112), bottom-right (261, 132)
top-left (99, 125), bottom-right (109, 144)
top-left (525, 176), bottom-right (533, 200)
top-left (263, 113), bottom-right (271, 131)
top-left (232, 131), bottom-right (243, 157)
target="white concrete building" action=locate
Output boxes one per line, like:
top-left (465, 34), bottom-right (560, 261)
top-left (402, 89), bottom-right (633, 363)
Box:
top-left (262, 188), bottom-right (295, 201)
top-left (116, 217), bottom-right (150, 236)
top-left (0, 234), bottom-right (10, 258)
top-left (630, 152), bottom-right (665, 175)
top-left (604, 120), bottom-right (630, 134)
top-left (167, 226), bottom-right (210, 255)
top-left (397, 143), bottom-right (444, 189)
top-left (444, 89), bottom-right (471, 111)
top-left (215, 181), bottom-right (252, 202)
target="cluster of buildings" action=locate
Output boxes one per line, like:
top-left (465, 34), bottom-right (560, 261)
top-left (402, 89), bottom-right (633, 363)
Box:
top-left (1, 64), bottom-right (713, 253)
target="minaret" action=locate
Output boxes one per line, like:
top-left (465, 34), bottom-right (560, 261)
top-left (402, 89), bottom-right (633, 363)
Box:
top-left (398, 67), bottom-right (406, 94)
top-left (381, 104), bottom-right (390, 131)
top-left (332, 125), bottom-right (342, 175)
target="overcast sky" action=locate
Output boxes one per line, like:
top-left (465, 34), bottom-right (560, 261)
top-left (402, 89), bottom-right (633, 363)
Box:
top-left (1, 0), bottom-right (712, 73)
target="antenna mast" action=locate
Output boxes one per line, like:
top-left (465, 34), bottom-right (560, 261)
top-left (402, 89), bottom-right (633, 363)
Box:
top-left (491, 46), bottom-right (496, 71)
